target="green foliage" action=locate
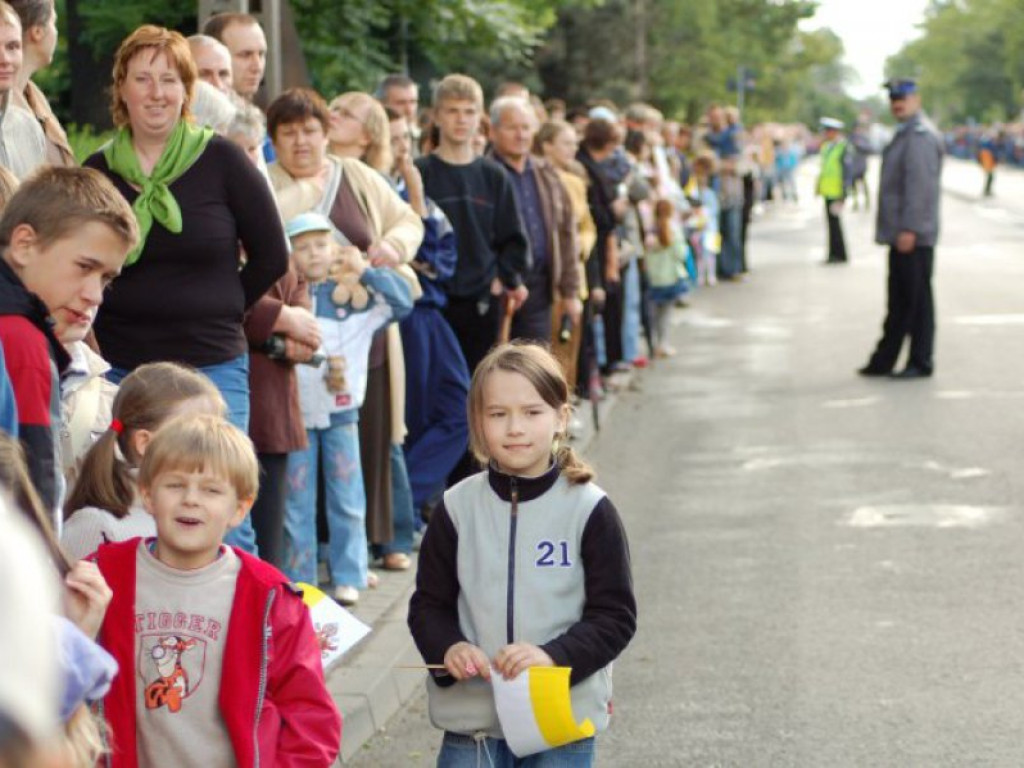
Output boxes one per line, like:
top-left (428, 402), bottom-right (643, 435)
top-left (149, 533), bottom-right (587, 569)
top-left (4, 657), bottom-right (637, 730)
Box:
top-left (76, 0), bottom-right (195, 58)
top-left (290, 0), bottom-right (597, 98)
top-left (537, 0), bottom-right (838, 123)
top-left (887, 0), bottom-right (1024, 122)
top-left (47, 0), bottom-right (852, 133)
top-left (289, 0), bottom-right (392, 95)
top-left (65, 123), bottom-right (114, 164)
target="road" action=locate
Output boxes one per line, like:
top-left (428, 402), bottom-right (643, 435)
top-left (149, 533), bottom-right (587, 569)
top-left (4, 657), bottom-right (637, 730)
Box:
top-left (347, 161), bottom-right (1024, 767)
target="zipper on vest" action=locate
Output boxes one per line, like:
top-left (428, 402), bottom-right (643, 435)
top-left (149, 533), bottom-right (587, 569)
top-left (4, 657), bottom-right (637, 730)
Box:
top-left (506, 478), bottom-right (519, 645)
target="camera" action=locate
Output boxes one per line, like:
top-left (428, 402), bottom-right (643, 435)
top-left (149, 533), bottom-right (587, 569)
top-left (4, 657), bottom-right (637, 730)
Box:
top-left (263, 334), bottom-right (325, 367)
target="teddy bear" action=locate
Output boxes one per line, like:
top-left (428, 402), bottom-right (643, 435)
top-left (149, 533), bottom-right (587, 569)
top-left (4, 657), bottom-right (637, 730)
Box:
top-left (327, 245), bottom-right (370, 309)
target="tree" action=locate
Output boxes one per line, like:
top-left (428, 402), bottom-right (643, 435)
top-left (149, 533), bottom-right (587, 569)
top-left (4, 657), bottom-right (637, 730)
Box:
top-left (887, 0), bottom-right (1024, 123)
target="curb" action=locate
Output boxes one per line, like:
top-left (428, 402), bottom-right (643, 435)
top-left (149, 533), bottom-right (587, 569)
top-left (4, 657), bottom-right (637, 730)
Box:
top-left (330, 368), bottom-right (635, 764)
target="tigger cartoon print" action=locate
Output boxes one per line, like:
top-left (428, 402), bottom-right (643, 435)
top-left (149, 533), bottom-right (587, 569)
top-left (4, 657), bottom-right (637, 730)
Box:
top-left (141, 635), bottom-right (204, 713)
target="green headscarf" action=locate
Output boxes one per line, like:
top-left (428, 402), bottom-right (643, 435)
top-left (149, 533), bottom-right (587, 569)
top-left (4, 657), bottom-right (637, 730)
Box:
top-left (104, 120), bottom-right (215, 266)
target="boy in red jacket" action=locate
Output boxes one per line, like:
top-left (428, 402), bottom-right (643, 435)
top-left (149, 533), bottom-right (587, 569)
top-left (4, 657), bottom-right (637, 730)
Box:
top-left (0, 166), bottom-right (137, 519)
top-left (94, 414), bottom-right (341, 767)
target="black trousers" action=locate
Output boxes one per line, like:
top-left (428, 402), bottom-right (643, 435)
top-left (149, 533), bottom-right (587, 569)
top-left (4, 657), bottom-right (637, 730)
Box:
top-left (601, 279), bottom-right (623, 370)
top-left (510, 271), bottom-right (552, 343)
top-left (443, 294), bottom-right (500, 486)
top-left (443, 294), bottom-right (501, 375)
top-left (868, 245), bottom-right (935, 372)
top-left (250, 452), bottom-right (288, 568)
top-left (825, 198), bottom-right (847, 262)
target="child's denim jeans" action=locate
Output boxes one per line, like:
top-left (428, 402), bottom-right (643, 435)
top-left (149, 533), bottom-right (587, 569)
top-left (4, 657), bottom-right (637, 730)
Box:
top-left (437, 732), bottom-right (595, 768)
top-left (283, 421), bottom-right (368, 588)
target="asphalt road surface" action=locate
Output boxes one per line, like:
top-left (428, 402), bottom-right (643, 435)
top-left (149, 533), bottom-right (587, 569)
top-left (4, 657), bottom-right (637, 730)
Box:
top-left (347, 160), bottom-right (1024, 767)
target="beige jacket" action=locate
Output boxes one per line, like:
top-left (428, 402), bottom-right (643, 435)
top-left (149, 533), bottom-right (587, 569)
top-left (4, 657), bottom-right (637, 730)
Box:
top-left (269, 155), bottom-right (425, 443)
top-left (556, 167), bottom-right (597, 299)
top-left (22, 81), bottom-right (75, 167)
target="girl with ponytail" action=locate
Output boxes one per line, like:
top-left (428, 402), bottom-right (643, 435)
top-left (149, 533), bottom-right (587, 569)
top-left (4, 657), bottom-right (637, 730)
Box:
top-left (409, 341), bottom-right (637, 766)
top-left (61, 362), bottom-right (226, 561)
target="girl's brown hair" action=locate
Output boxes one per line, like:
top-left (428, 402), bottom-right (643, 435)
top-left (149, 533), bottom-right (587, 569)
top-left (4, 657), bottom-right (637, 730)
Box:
top-left (467, 342), bottom-right (594, 484)
top-left (0, 433), bottom-right (71, 576)
top-left (64, 362), bottom-right (225, 520)
top-left (654, 198), bottom-right (675, 248)
top-left (110, 25), bottom-right (197, 128)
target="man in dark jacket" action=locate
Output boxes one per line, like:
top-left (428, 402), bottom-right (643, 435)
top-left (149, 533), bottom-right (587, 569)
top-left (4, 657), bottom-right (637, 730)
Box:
top-left (488, 96), bottom-right (581, 344)
top-left (415, 74), bottom-right (530, 375)
top-left (859, 78), bottom-right (944, 379)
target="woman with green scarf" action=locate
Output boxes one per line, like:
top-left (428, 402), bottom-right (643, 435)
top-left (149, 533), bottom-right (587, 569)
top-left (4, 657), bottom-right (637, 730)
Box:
top-left (85, 25), bottom-right (287, 554)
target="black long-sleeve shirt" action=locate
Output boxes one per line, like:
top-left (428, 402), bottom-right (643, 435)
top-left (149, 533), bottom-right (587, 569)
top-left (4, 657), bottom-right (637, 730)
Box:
top-left (577, 148), bottom-right (617, 293)
top-left (415, 154), bottom-right (530, 300)
top-left (409, 466), bottom-right (637, 687)
top-left (85, 136), bottom-right (288, 369)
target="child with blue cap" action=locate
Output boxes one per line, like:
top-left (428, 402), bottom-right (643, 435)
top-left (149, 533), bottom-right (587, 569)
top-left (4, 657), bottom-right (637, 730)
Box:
top-left (283, 212), bottom-right (414, 605)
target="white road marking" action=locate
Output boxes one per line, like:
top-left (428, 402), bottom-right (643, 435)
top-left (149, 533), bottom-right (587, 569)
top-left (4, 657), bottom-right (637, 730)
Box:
top-left (679, 313), bottom-right (735, 329)
top-left (822, 397), bottom-right (879, 409)
top-left (950, 468), bottom-right (990, 480)
top-left (953, 314), bottom-right (1024, 326)
top-left (935, 390), bottom-right (976, 400)
top-left (846, 505), bottom-right (1004, 529)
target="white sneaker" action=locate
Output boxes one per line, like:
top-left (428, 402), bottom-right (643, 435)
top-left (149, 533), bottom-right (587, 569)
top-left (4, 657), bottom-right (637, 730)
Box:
top-left (333, 585), bottom-right (359, 606)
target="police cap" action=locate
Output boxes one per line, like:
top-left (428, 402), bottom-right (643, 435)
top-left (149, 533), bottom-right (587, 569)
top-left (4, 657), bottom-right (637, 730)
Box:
top-left (883, 78), bottom-right (918, 97)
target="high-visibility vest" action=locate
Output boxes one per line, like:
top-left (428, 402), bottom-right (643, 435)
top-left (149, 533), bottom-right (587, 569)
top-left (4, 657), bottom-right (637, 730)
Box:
top-left (817, 139), bottom-right (847, 198)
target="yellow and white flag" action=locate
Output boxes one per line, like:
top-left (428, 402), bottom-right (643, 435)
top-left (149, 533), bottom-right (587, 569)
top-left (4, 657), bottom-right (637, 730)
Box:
top-left (490, 666), bottom-right (595, 757)
top-left (295, 582), bottom-right (371, 670)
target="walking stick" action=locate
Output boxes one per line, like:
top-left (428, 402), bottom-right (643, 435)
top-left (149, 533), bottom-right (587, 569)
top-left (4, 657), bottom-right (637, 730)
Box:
top-left (584, 300), bottom-right (601, 432)
top-left (497, 293), bottom-right (515, 345)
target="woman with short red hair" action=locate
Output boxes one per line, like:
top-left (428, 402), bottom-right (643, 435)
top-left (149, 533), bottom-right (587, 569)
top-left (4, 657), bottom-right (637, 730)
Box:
top-left (85, 25), bottom-right (288, 553)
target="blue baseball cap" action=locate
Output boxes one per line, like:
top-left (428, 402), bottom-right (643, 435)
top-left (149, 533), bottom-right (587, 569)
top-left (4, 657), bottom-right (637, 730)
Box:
top-left (883, 78), bottom-right (917, 97)
top-left (285, 212), bottom-right (334, 240)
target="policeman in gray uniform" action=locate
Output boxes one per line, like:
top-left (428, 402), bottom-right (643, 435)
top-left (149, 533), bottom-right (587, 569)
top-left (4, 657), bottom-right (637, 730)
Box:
top-left (859, 78), bottom-right (943, 379)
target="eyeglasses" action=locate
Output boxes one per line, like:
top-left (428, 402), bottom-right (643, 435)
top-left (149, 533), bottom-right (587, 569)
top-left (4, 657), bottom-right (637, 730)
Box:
top-left (331, 105), bottom-right (366, 125)
top-left (888, 94), bottom-right (907, 103)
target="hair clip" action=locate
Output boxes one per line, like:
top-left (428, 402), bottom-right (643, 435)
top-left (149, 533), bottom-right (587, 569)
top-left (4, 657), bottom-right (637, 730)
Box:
top-left (110, 418), bottom-right (124, 435)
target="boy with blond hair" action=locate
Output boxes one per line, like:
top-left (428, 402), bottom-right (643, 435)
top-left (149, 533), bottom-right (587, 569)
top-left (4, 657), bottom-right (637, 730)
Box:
top-left (416, 73), bottom-right (530, 376)
top-left (0, 166), bottom-right (138, 518)
top-left (94, 414), bottom-right (342, 767)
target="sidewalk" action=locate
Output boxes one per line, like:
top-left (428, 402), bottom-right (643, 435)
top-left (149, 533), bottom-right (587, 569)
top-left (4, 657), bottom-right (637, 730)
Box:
top-left (327, 367), bottom-right (635, 764)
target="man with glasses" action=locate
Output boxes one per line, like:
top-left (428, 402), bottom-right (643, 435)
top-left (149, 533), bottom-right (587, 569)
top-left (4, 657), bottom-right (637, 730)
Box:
top-left (859, 78), bottom-right (943, 380)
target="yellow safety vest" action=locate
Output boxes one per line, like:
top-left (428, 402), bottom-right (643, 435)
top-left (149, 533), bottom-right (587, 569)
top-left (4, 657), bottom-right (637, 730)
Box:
top-left (817, 139), bottom-right (847, 199)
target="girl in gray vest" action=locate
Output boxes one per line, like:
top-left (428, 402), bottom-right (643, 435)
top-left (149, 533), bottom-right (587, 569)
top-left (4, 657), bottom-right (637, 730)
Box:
top-left (409, 342), bottom-right (637, 767)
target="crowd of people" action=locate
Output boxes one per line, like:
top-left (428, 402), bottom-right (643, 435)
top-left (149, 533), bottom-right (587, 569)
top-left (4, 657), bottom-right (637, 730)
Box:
top-left (0, 3), bottom-right (812, 766)
top-left (943, 122), bottom-right (1024, 198)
